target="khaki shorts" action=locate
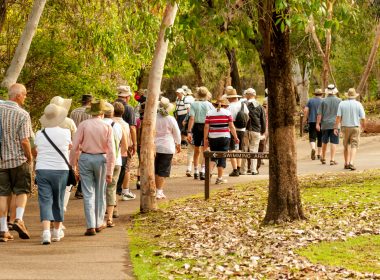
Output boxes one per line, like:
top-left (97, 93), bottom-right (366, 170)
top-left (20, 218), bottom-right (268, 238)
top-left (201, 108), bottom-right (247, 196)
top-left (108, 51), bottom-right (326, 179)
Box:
top-left (106, 165), bottom-right (121, 206)
top-left (0, 162), bottom-right (32, 196)
top-left (342, 127), bottom-right (360, 149)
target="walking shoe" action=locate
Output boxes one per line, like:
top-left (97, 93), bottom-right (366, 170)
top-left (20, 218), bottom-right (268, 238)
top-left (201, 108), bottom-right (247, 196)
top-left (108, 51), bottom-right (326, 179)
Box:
top-left (41, 231), bottom-right (51, 245)
top-left (320, 158), bottom-right (326, 164)
top-left (136, 181), bottom-right (141, 190)
top-left (13, 219), bottom-right (30, 239)
top-left (252, 171), bottom-right (259, 175)
top-left (330, 160), bottom-right (338, 165)
top-left (84, 228), bottom-right (96, 236)
top-left (317, 155), bottom-right (321, 160)
top-left (247, 169), bottom-right (252, 174)
top-left (348, 164), bottom-right (356, 171)
top-left (200, 172), bottom-right (205, 180)
top-left (121, 191), bottom-right (136, 201)
top-left (0, 231), bottom-right (14, 242)
top-left (194, 173), bottom-right (199, 179)
top-left (186, 170), bottom-right (192, 177)
top-left (215, 178), bottom-right (227, 185)
top-left (8, 222), bottom-right (14, 231)
top-left (311, 149), bottom-right (316, 160)
top-left (229, 170), bottom-right (240, 177)
top-left (51, 229), bottom-right (64, 242)
top-left (344, 164), bottom-right (350, 169)
top-left (107, 220), bottom-right (115, 228)
top-left (75, 190), bottom-right (83, 199)
top-left (156, 192), bottom-right (167, 199)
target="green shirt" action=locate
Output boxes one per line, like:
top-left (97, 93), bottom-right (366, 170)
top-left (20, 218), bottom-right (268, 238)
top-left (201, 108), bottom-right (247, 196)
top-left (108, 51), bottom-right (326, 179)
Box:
top-left (189, 101), bottom-right (214, 123)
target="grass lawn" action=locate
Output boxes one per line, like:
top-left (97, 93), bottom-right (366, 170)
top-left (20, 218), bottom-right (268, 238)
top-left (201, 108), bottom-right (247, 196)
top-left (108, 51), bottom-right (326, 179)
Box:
top-left (128, 170), bottom-right (380, 279)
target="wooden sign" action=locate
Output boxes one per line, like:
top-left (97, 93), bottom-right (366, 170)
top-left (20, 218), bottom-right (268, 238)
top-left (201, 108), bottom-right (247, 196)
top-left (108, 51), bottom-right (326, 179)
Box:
top-left (204, 151), bottom-right (269, 160)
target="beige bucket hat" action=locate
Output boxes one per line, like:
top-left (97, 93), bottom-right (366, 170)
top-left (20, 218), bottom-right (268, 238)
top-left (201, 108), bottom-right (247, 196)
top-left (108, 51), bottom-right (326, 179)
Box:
top-left (40, 104), bottom-right (68, 128)
top-left (50, 96), bottom-right (72, 111)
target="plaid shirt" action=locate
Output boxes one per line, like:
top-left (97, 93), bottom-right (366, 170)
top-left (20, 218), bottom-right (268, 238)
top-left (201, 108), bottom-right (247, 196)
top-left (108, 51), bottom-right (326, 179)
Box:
top-left (0, 101), bottom-right (32, 169)
top-left (69, 106), bottom-right (92, 127)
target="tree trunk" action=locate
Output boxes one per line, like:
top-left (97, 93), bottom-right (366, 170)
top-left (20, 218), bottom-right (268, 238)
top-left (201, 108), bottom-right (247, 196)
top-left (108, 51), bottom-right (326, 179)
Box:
top-left (0, 0), bottom-right (7, 34)
top-left (357, 22), bottom-right (380, 98)
top-left (136, 67), bottom-right (145, 90)
top-left (258, 0), bottom-right (305, 224)
top-left (140, 2), bottom-right (178, 213)
top-left (1, 0), bottom-right (47, 88)
top-left (292, 59), bottom-right (310, 109)
top-left (189, 56), bottom-right (203, 86)
top-left (225, 47), bottom-right (242, 94)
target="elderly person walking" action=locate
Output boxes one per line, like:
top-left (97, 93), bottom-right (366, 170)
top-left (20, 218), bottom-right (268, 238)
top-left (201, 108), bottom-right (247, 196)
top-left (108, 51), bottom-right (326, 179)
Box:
top-left (69, 100), bottom-right (115, 236)
top-left (155, 97), bottom-right (181, 199)
top-left (0, 83), bottom-right (33, 242)
top-left (204, 97), bottom-right (239, 184)
top-left (34, 104), bottom-right (71, 244)
top-left (334, 88), bottom-right (366, 170)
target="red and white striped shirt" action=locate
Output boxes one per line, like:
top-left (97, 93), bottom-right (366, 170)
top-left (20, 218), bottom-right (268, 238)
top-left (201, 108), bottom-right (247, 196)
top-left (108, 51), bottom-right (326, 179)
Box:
top-left (205, 108), bottom-right (232, 139)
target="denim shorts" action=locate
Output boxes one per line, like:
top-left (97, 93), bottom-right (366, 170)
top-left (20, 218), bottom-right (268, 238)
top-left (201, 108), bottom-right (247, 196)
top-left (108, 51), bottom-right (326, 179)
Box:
top-left (209, 137), bottom-right (230, 168)
top-left (322, 129), bottom-right (339, 144)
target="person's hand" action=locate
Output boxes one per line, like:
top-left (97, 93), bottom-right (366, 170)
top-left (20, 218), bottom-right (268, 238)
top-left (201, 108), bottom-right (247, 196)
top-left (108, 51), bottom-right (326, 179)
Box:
top-left (176, 144), bottom-right (181, 153)
top-left (203, 138), bottom-right (209, 150)
top-left (129, 144), bottom-right (137, 156)
top-left (234, 137), bottom-right (240, 144)
top-left (333, 128), bottom-right (339, 136)
top-left (187, 133), bottom-right (193, 143)
top-left (106, 175), bottom-right (112, 184)
top-left (316, 123), bottom-right (321, 132)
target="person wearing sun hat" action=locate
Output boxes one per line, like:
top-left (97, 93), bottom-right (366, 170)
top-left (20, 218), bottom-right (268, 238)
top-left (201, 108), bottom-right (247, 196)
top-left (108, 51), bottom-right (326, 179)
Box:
top-left (334, 88), bottom-right (366, 171)
top-left (34, 104), bottom-right (71, 244)
top-left (69, 99), bottom-right (115, 236)
top-left (49, 96), bottom-right (77, 138)
top-left (204, 96), bottom-right (239, 184)
top-left (155, 97), bottom-right (181, 199)
top-left (303, 88), bottom-right (324, 161)
top-left (187, 87), bottom-right (214, 180)
top-left (316, 84), bottom-right (341, 165)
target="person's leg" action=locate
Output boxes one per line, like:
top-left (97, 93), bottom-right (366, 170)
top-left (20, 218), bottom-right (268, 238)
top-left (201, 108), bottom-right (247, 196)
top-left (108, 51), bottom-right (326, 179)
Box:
top-left (75, 180), bottom-right (83, 199)
top-left (250, 132), bottom-right (261, 174)
top-left (229, 136), bottom-right (239, 176)
top-left (93, 155), bottom-right (107, 230)
top-left (316, 129), bottom-right (322, 158)
top-left (106, 166), bottom-right (121, 225)
top-left (121, 156), bottom-right (136, 200)
top-left (240, 131), bottom-right (249, 173)
top-left (116, 157), bottom-right (126, 194)
top-left (186, 144), bottom-right (194, 176)
top-left (348, 128), bottom-right (360, 169)
top-left (330, 129), bottom-right (340, 163)
top-left (193, 146), bottom-right (200, 177)
top-left (155, 176), bottom-right (166, 198)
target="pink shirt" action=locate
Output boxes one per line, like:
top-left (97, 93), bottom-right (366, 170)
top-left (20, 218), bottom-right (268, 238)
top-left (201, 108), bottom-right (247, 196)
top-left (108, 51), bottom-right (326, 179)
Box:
top-left (70, 117), bottom-right (115, 176)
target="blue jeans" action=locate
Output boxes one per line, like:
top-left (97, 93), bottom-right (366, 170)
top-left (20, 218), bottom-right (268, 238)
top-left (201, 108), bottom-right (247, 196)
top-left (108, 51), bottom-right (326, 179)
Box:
top-left (36, 169), bottom-right (69, 222)
top-left (78, 153), bottom-right (107, 229)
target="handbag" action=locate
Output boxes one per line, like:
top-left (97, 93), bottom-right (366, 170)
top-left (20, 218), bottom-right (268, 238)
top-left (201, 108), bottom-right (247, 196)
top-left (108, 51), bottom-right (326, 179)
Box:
top-left (303, 123), bottom-right (309, 133)
top-left (42, 129), bottom-right (77, 186)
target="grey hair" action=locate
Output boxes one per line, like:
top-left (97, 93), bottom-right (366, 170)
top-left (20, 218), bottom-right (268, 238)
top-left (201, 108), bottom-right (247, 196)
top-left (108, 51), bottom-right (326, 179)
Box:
top-left (9, 83), bottom-right (26, 99)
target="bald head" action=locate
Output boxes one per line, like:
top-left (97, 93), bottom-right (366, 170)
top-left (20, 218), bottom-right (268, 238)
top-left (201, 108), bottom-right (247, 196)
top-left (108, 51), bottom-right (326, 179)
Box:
top-left (9, 83), bottom-right (27, 105)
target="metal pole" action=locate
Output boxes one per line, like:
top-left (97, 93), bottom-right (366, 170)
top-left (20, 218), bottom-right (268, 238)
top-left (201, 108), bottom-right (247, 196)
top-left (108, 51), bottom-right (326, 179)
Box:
top-left (300, 112), bottom-right (304, 137)
top-left (205, 153), bottom-right (210, 200)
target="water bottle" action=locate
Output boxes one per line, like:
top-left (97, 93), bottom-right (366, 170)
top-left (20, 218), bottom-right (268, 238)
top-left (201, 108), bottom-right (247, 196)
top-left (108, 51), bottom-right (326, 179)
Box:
top-left (234, 143), bottom-right (239, 151)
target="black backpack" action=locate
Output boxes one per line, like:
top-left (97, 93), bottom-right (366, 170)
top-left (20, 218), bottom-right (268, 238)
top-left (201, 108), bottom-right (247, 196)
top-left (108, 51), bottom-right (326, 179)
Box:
top-left (234, 102), bottom-right (248, 129)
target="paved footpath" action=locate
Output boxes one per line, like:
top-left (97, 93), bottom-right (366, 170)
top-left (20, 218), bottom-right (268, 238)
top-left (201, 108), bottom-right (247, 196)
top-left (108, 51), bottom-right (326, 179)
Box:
top-left (0, 136), bottom-right (379, 280)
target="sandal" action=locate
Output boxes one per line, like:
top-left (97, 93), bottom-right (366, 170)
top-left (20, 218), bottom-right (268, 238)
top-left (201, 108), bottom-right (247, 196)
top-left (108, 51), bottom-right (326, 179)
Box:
top-left (330, 160), bottom-right (338, 165)
top-left (320, 158), bottom-right (326, 164)
top-left (107, 220), bottom-right (115, 228)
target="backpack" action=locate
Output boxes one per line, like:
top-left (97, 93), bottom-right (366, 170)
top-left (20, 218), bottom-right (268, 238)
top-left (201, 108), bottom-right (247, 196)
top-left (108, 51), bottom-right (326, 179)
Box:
top-left (234, 102), bottom-right (248, 129)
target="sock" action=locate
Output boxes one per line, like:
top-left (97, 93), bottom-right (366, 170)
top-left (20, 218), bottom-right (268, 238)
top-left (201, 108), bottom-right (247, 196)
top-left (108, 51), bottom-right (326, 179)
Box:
top-left (187, 166), bottom-right (192, 171)
top-left (16, 207), bottom-right (25, 221)
top-left (53, 228), bottom-right (59, 235)
top-left (157, 189), bottom-right (163, 195)
top-left (201, 166), bottom-right (205, 173)
top-left (0, 217), bottom-right (8, 232)
top-left (122, 189), bottom-right (129, 195)
top-left (43, 229), bottom-right (51, 235)
top-left (194, 168), bottom-right (199, 174)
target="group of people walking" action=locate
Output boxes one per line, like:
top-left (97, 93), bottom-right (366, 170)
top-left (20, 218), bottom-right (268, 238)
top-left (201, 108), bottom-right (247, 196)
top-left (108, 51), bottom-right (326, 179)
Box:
top-left (304, 84), bottom-right (366, 170)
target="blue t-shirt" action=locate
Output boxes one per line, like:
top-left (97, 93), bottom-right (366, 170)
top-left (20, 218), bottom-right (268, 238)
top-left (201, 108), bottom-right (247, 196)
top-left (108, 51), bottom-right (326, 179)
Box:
top-left (306, 97), bottom-right (323, 123)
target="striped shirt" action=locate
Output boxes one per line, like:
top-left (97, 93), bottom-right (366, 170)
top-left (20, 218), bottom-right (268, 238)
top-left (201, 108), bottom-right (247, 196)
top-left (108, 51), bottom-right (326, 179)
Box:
top-left (205, 108), bottom-right (232, 138)
top-left (0, 101), bottom-right (32, 169)
top-left (69, 106), bottom-right (92, 127)
top-left (175, 96), bottom-right (191, 116)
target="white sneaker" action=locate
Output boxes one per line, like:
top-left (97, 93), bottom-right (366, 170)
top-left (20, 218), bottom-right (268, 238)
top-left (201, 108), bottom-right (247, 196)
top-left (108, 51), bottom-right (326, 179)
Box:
top-left (52, 228), bottom-right (64, 242)
top-left (215, 178), bottom-right (227, 185)
top-left (121, 191), bottom-right (136, 201)
top-left (41, 231), bottom-right (51, 245)
top-left (156, 192), bottom-right (167, 199)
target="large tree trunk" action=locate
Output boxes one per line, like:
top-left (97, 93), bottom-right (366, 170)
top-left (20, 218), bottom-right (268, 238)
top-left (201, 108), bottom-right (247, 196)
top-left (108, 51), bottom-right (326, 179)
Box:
top-left (258, 0), bottom-right (305, 224)
top-left (189, 56), bottom-right (203, 86)
top-left (0, 0), bottom-right (7, 34)
top-left (1, 0), bottom-right (47, 88)
top-left (136, 67), bottom-right (145, 90)
top-left (357, 22), bottom-right (380, 98)
top-left (140, 2), bottom-right (178, 213)
top-left (225, 47), bottom-right (242, 94)
top-left (292, 59), bottom-right (310, 109)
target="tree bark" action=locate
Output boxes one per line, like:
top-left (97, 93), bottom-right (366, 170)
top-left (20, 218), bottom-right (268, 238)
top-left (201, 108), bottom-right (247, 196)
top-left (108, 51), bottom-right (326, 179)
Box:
top-left (258, 0), bottom-right (305, 224)
top-left (189, 56), bottom-right (203, 86)
top-left (140, 2), bottom-right (178, 213)
top-left (225, 47), bottom-right (242, 94)
top-left (357, 22), bottom-right (380, 98)
top-left (0, 0), bottom-right (7, 34)
top-left (292, 59), bottom-right (310, 109)
top-left (1, 0), bottom-right (47, 88)
top-left (136, 67), bottom-right (145, 90)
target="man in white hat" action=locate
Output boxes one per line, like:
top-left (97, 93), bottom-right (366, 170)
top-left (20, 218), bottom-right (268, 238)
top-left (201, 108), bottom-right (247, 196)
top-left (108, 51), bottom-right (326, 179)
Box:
top-left (175, 88), bottom-right (189, 147)
top-left (334, 88), bottom-right (366, 170)
top-left (316, 84), bottom-right (341, 165)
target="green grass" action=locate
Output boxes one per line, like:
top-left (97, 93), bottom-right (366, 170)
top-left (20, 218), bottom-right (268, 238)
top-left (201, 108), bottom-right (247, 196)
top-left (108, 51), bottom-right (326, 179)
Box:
top-left (297, 235), bottom-right (380, 274)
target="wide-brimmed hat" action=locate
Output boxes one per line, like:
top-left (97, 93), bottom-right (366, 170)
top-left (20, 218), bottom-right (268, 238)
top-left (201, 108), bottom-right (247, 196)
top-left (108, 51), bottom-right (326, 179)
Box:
top-left (176, 88), bottom-right (185, 95)
top-left (225, 86), bottom-right (241, 98)
top-left (104, 102), bottom-right (114, 115)
top-left (345, 88), bottom-right (359, 99)
top-left (314, 88), bottom-right (324, 95)
top-left (50, 96), bottom-right (72, 111)
top-left (195, 86), bottom-right (211, 100)
top-left (85, 99), bottom-right (108, 115)
top-left (245, 88), bottom-right (256, 96)
top-left (159, 97), bottom-right (174, 112)
top-left (212, 96), bottom-right (230, 107)
top-left (117, 85), bottom-right (131, 97)
top-left (326, 84), bottom-right (338, 95)
top-left (40, 104), bottom-right (68, 128)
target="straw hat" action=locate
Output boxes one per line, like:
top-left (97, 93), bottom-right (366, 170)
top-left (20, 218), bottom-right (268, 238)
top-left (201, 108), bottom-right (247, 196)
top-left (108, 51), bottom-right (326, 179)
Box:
top-left (85, 100), bottom-right (108, 115)
top-left (212, 96), bottom-right (230, 107)
top-left (117, 85), bottom-right (131, 97)
top-left (245, 88), bottom-right (256, 96)
top-left (159, 97), bottom-right (174, 112)
top-left (50, 96), bottom-right (72, 111)
top-left (325, 84), bottom-right (338, 95)
top-left (314, 88), bottom-right (324, 95)
top-left (225, 86), bottom-right (241, 98)
top-left (104, 102), bottom-right (114, 115)
top-left (40, 104), bottom-right (68, 128)
top-left (345, 88), bottom-right (359, 99)
top-left (195, 86), bottom-right (211, 100)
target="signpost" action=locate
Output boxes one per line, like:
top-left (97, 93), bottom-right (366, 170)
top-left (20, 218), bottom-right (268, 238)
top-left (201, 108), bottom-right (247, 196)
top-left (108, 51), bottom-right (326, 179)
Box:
top-left (203, 151), bottom-right (269, 200)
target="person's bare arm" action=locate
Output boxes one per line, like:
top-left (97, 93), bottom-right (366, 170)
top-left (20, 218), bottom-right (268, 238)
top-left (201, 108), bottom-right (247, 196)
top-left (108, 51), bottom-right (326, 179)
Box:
top-left (303, 107), bottom-right (309, 125)
top-left (187, 116), bottom-right (195, 142)
top-left (333, 116), bottom-right (341, 136)
top-left (228, 122), bottom-right (239, 144)
top-left (316, 114), bottom-right (322, 131)
top-left (21, 138), bottom-right (33, 164)
top-left (129, 125), bottom-right (137, 155)
top-left (203, 123), bottom-right (210, 150)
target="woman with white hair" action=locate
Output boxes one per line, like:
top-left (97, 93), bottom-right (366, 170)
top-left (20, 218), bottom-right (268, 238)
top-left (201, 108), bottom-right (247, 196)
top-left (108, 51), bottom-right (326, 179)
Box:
top-left (155, 97), bottom-right (181, 199)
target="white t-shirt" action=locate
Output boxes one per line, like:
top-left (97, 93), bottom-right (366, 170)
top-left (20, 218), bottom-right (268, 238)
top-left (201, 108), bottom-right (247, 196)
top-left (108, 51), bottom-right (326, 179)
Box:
top-left (103, 118), bottom-right (123, 166)
top-left (155, 114), bottom-right (181, 154)
top-left (35, 127), bottom-right (72, 170)
top-left (227, 101), bottom-right (249, 131)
